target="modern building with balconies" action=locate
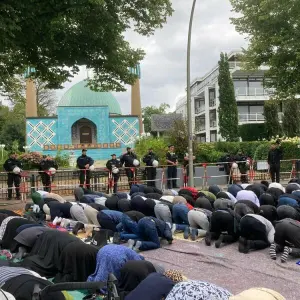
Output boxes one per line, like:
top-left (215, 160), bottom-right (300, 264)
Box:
top-left (175, 50), bottom-right (278, 142)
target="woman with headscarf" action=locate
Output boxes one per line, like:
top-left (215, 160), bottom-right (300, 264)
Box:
top-left (278, 193), bottom-right (300, 207)
top-left (0, 216), bottom-right (22, 242)
top-left (270, 218), bottom-right (300, 263)
top-left (87, 244), bottom-right (144, 283)
top-left (118, 198), bottom-right (132, 213)
top-left (154, 202), bottom-right (173, 224)
top-left (194, 197), bottom-right (213, 211)
top-left (213, 198), bottom-right (234, 210)
top-left (43, 201), bottom-right (72, 222)
top-left (259, 193), bottom-right (275, 206)
top-left (165, 280), bottom-right (232, 300)
top-left (125, 272), bottom-right (175, 300)
top-left (185, 208), bottom-right (211, 241)
top-left (229, 288), bottom-right (285, 300)
top-left (236, 190), bottom-right (260, 207)
top-left (208, 185), bottom-right (221, 196)
top-left (54, 240), bottom-right (98, 283)
top-left (277, 205), bottom-right (300, 221)
top-left (238, 214), bottom-right (274, 254)
top-left (258, 205), bottom-right (278, 223)
top-left (118, 260), bottom-right (156, 297)
top-left (228, 184), bottom-right (243, 198)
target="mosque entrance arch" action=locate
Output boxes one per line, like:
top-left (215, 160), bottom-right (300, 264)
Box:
top-left (71, 118), bottom-right (97, 144)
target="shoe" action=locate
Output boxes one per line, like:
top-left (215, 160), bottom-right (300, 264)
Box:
top-left (171, 224), bottom-right (176, 235)
top-left (52, 216), bottom-right (59, 225)
top-left (269, 243), bottom-right (277, 260)
top-left (205, 232), bottom-right (211, 246)
top-left (113, 232), bottom-right (121, 245)
top-left (215, 234), bottom-right (223, 248)
top-left (191, 228), bottom-right (198, 241)
top-left (238, 237), bottom-right (249, 254)
top-left (133, 241), bottom-right (142, 252)
top-left (127, 239), bottom-right (135, 249)
top-left (183, 227), bottom-right (190, 239)
top-left (281, 246), bottom-right (291, 263)
top-left (72, 222), bottom-right (85, 235)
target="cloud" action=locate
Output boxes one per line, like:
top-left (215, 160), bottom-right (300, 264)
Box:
top-left (55, 0), bottom-right (246, 114)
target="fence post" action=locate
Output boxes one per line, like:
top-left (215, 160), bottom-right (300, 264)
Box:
top-left (30, 174), bottom-right (36, 194)
top-left (161, 167), bottom-right (165, 191)
top-left (202, 163), bottom-right (208, 188)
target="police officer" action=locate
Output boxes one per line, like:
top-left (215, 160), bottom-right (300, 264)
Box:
top-left (268, 140), bottom-right (283, 183)
top-left (166, 145), bottom-right (178, 189)
top-left (235, 150), bottom-right (249, 183)
top-left (39, 155), bottom-right (58, 192)
top-left (106, 154), bottom-right (121, 193)
top-left (3, 153), bottom-right (23, 200)
top-left (120, 147), bottom-right (138, 188)
top-left (77, 149), bottom-right (94, 188)
top-left (143, 148), bottom-right (158, 187)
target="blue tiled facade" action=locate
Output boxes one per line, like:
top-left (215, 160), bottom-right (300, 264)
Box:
top-left (26, 107), bottom-right (139, 160)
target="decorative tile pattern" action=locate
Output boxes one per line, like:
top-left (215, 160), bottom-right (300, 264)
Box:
top-left (27, 120), bottom-right (56, 148)
top-left (112, 119), bottom-right (138, 144)
top-left (43, 143), bottom-right (121, 150)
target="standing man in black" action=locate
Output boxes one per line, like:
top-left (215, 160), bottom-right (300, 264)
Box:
top-left (143, 148), bottom-right (158, 187)
top-left (39, 155), bottom-right (58, 192)
top-left (3, 153), bottom-right (23, 200)
top-left (77, 149), bottom-right (94, 188)
top-left (120, 147), bottom-right (138, 189)
top-left (268, 140), bottom-right (283, 183)
top-left (106, 154), bottom-right (121, 193)
top-left (166, 145), bottom-right (178, 189)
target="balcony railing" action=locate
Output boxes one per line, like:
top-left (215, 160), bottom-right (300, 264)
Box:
top-left (209, 99), bottom-right (216, 107)
top-left (238, 113), bottom-right (264, 123)
top-left (210, 120), bottom-right (217, 128)
top-left (195, 107), bottom-right (205, 114)
top-left (235, 87), bottom-right (276, 97)
top-left (229, 61), bottom-right (242, 69)
top-left (195, 123), bottom-right (205, 132)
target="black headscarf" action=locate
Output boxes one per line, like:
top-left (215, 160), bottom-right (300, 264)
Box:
top-left (118, 199), bottom-right (132, 212)
top-left (144, 199), bottom-right (156, 217)
top-left (259, 193), bottom-right (275, 206)
top-left (54, 241), bottom-right (98, 283)
top-left (145, 193), bottom-right (161, 200)
top-left (131, 196), bottom-right (147, 214)
top-left (118, 260), bottom-right (156, 296)
top-left (105, 195), bottom-right (119, 211)
top-left (0, 213), bottom-right (8, 226)
top-left (194, 197), bottom-right (213, 211)
top-left (259, 205), bottom-right (278, 223)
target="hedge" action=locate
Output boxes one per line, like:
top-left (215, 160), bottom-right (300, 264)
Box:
top-left (239, 124), bottom-right (267, 141)
top-left (135, 137), bottom-right (300, 164)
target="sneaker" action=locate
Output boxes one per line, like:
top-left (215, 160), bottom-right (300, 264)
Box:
top-left (113, 232), bottom-right (121, 245)
top-left (72, 222), bottom-right (85, 235)
top-left (191, 228), bottom-right (198, 241)
top-left (269, 243), bottom-right (277, 260)
top-left (133, 241), bottom-right (142, 252)
top-left (238, 237), bottom-right (249, 254)
top-left (127, 239), bottom-right (135, 249)
top-left (281, 246), bottom-right (291, 263)
top-left (215, 234), bottom-right (224, 249)
top-left (183, 227), bottom-right (190, 239)
top-left (171, 224), bottom-right (176, 235)
top-left (52, 216), bottom-right (59, 225)
top-left (205, 232), bottom-right (212, 246)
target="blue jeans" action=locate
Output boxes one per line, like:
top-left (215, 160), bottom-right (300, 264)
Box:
top-left (172, 204), bottom-right (189, 231)
top-left (138, 218), bottom-right (161, 251)
top-left (119, 214), bottom-right (139, 241)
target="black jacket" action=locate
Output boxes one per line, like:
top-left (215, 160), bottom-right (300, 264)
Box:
top-left (166, 152), bottom-right (177, 166)
top-left (39, 159), bottom-right (58, 171)
top-left (143, 152), bottom-right (158, 167)
top-left (77, 155), bottom-right (94, 169)
top-left (120, 152), bottom-right (137, 167)
top-left (3, 158), bottom-right (22, 173)
top-left (268, 148), bottom-right (283, 165)
top-left (106, 159), bottom-right (121, 170)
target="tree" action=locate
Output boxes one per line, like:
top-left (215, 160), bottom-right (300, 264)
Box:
top-left (218, 52), bottom-right (239, 141)
top-left (0, 0), bottom-right (173, 93)
top-left (282, 97), bottom-right (300, 137)
top-left (142, 103), bottom-right (170, 134)
top-left (230, 0), bottom-right (300, 96)
top-left (263, 100), bottom-right (282, 139)
top-left (2, 78), bottom-right (57, 116)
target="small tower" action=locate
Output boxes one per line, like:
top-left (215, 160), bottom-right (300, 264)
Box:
top-left (129, 64), bottom-right (143, 135)
top-left (24, 67), bottom-right (37, 117)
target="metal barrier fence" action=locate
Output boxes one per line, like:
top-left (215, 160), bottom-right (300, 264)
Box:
top-left (0, 159), bottom-right (298, 201)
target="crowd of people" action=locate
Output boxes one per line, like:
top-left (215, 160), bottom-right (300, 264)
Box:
top-left (0, 177), bottom-right (297, 299)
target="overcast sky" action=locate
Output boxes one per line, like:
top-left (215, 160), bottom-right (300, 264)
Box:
top-left (56, 0), bottom-right (247, 114)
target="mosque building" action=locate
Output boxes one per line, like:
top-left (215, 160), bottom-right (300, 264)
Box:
top-left (25, 67), bottom-right (142, 160)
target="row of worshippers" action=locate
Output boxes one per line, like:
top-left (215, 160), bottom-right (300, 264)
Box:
top-left (0, 209), bottom-right (286, 300)
top-left (28, 179), bottom-right (300, 264)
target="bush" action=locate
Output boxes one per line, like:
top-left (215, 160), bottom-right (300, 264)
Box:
top-left (55, 150), bottom-right (70, 168)
top-left (20, 152), bottom-right (43, 169)
top-left (134, 137), bottom-right (168, 165)
top-left (239, 124), bottom-right (267, 141)
top-left (196, 143), bottom-right (224, 163)
top-left (253, 143), bottom-right (270, 161)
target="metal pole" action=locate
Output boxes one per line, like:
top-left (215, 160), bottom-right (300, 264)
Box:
top-left (187, 0), bottom-right (197, 187)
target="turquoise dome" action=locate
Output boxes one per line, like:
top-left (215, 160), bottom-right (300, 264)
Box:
top-left (58, 80), bottom-right (122, 115)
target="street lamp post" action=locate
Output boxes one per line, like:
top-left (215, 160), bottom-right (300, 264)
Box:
top-left (187, 0), bottom-right (197, 187)
top-left (0, 145), bottom-right (5, 160)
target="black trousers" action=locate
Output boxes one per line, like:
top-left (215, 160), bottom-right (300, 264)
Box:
top-left (125, 168), bottom-right (135, 188)
top-left (146, 167), bottom-right (156, 187)
top-left (210, 211), bottom-right (239, 243)
top-left (7, 173), bottom-right (21, 199)
top-left (240, 216), bottom-right (270, 250)
top-left (79, 170), bottom-right (91, 188)
top-left (41, 172), bottom-right (52, 192)
top-left (167, 166), bottom-right (177, 189)
top-left (112, 174), bottom-right (120, 193)
top-left (270, 163), bottom-right (280, 183)
top-left (97, 211), bottom-right (117, 232)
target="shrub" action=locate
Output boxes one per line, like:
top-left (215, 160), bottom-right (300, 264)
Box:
top-left (253, 143), bottom-right (271, 161)
top-left (264, 100), bottom-right (282, 138)
top-left (55, 150), bottom-right (70, 168)
top-left (196, 143), bottom-right (224, 163)
top-left (19, 152), bottom-right (43, 169)
top-left (239, 124), bottom-right (267, 141)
